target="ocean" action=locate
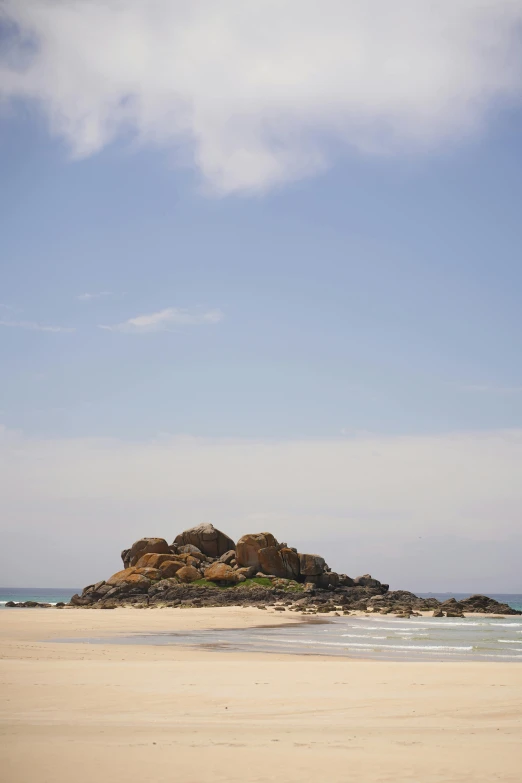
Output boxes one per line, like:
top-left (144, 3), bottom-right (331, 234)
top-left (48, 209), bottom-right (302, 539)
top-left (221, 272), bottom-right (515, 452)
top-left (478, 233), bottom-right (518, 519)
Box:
top-left (0, 587), bottom-right (80, 606)
top-left (69, 613), bottom-right (522, 663)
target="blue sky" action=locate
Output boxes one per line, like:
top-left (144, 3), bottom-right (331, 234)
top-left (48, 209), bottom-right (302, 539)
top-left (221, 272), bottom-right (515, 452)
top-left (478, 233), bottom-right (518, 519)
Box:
top-left (3, 107), bottom-right (522, 440)
top-left (1, 1), bottom-right (522, 589)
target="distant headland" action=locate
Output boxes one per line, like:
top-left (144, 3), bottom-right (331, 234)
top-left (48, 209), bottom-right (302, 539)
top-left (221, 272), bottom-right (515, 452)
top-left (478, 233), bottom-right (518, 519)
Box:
top-left (7, 524), bottom-right (520, 615)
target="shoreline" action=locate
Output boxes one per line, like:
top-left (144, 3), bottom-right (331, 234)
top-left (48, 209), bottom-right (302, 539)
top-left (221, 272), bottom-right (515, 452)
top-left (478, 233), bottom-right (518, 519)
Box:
top-left (2, 608), bottom-right (521, 782)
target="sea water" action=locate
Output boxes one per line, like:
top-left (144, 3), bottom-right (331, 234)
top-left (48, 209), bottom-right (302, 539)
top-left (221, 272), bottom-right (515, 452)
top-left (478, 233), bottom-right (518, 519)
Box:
top-left (56, 612), bottom-right (522, 663)
top-left (0, 587), bottom-right (79, 606)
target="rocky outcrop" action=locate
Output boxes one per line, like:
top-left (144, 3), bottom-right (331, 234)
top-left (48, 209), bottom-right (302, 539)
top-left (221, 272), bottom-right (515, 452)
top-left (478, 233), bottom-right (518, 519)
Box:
top-left (173, 524), bottom-right (235, 558)
top-left (258, 546), bottom-right (300, 580)
top-left (122, 538), bottom-right (171, 568)
top-left (236, 533), bottom-right (278, 569)
top-left (7, 523), bottom-right (512, 616)
top-left (460, 594), bottom-right (517, 615)
top-left (299, 553), bottom-right (326, 576)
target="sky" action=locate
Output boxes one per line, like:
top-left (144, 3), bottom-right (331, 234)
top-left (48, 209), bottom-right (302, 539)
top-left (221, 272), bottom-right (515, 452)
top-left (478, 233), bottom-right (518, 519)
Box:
top-left (1, 1), bottom-right (522, 591)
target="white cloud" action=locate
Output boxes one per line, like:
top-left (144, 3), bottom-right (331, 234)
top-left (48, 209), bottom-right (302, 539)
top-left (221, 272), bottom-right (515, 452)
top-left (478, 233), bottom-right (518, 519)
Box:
top-left (100, 307), bottom-right (223, 333)
top-left (0, 427), bottom-right (521, 589)
top-left (0, 319), bottom-right (75, 333)
top-left (77, 291), bottom-right (112, 301)
top-left (1, 1), bottom-right (521, 194)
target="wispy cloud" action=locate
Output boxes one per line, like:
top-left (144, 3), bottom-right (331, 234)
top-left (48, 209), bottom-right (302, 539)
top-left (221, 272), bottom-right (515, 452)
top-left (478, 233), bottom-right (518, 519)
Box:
top-left (77, 291), bottom-right (112, 301)
top-left (99, 307), bottom-right (224, 334)
top-left (0, 319), bottom-right (75, 333)
top-left (1, 1), bottom-right (521, 194)
top-left (460, 384), bottom-right (522, 395)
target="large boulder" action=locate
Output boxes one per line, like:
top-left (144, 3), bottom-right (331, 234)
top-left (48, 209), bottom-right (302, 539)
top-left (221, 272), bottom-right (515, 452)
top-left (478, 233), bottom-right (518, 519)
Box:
top-left (317, 571), bottom-right (340, 589)
top-left (122, 538), bottom-right (171, 568)
top-left (236, 533), bottom-right (279, 569)
top-left (175, 565), bottom-right (201, 583)
top-left (106, 567), bottom-right (161, 589)
top-left (158, 560), bottom-right (185, 578)
top-left (258, 546), bottom-right (300, 579)
top-left (134, 553), bottom-right (183, 569)
top-left (353, 574), bottom-right (383, 589)
top-left (299, 553), bottom-right (326, 576)
top-left (173, 524), bottom-right (235, 558)
top-left (205, 562), bottom-right (238, 583)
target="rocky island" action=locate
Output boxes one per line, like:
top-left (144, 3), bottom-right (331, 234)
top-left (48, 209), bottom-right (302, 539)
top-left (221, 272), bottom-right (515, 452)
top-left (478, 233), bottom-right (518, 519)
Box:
top-left (8, 524), bottom-right (520, 615)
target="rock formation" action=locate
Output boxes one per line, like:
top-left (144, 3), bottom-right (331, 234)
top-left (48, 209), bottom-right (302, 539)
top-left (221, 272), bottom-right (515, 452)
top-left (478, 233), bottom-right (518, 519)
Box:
top-left (7, 523), bottom-right (519, 615)
top-left (173, 523), bottom-right (235, 559)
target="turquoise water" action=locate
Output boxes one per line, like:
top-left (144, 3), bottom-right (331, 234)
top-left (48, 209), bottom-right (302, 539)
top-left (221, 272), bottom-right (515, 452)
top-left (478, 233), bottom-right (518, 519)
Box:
top-left (0, 587), bottom-right (79, 606)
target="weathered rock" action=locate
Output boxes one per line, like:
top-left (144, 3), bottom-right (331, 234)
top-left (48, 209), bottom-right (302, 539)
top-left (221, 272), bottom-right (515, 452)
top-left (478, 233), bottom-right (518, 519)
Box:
top-left (236, 566), bottom-right (257, 579)
top-left (173, 524), bottom-right (235, 558)
top-left (299, 553), bottom-right (326, 576)
top-left (338, 574), bottom-right (355, 587)
top-left (70, 594), bottom-right (94, 606)
top-left (158, 560), bottom-right (185, 578)
top-left (258, 546), bottom-right (300, 579)
top-left (236, 533), bottom-right (279, 569)
top-left (219, 550), bottom-right (236, 565)
top-left (122, 538), bottom-right (171, 568)
top-left (134, 553), bottom-right (184, 569)
top-left (445, 609), bottom-right (465, 618)
top-left (106, 567), bottom-right (161, 589)
top-left (319, 571), bottom-right (340, 589)
top-left (459, 594), bottom-right (520, 614)
top-left (205, 562), bottom-right (238, 583)
top-left (175, 565), bottom-right (201, 583)
top-left (432, 609), bottom-right (444, 617)
top-left (177, 544), bottom-right (203, 556)
top-left (353, 574), bottom-right (382, 589)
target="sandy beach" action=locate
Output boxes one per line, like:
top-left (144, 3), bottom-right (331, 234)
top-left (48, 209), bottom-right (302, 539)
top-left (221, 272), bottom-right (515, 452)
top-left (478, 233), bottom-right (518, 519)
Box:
top-left (1, 607), bottom-right (521, 783)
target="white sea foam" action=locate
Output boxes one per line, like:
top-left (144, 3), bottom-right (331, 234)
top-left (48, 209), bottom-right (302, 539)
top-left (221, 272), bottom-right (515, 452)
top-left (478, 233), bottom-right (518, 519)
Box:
top-left (494, 623), bottom-right (522, 627)
top-left (341, 642), bottom-right (473, 651)
top-left (497, 639), bottom-right (521, 644)
top-left (341, 634), bottom-right (386, 640)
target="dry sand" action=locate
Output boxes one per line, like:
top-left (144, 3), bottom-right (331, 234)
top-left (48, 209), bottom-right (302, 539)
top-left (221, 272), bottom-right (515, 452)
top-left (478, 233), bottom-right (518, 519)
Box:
top-left (1, 606), bottom-right (521, 783)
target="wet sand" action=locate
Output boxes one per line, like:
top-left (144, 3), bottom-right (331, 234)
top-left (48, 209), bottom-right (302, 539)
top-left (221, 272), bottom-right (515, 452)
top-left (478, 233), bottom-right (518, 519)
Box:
top-left (1, 607), bottom-right (521, 782)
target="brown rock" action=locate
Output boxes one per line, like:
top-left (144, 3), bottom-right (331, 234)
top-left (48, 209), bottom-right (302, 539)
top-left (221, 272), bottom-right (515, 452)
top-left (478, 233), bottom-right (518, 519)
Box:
top-left (317, 571), bottom-right (340, 589)
top-left (158, 560), bottom-right (185, 578)
top-left (176, 554), bottom-right (201, 568)
top-left (173, 524), bottom-right (235, 558)
top-left (236, 566), bottom-right (257, 579)
top-left (236, 533), bottom-right (279, 569)
top-left (205, 562), bottom-right (238, 583)
top-left (299, 553), bottom-right (326, 576)
top-left (177, 544), bottom-right (203, 556)
top-left (134, 553), bottom-right (184, 569)
top-left (219, 550), bottom-right (236, 565)
top-left (258, 546), bottom-right (300, 579)
top-left (106, 566), bottom-right (161, 589)
top-left (175, 565), bottom-right (201, 583)
top-left (122, 538), bottom-right (171, 568)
